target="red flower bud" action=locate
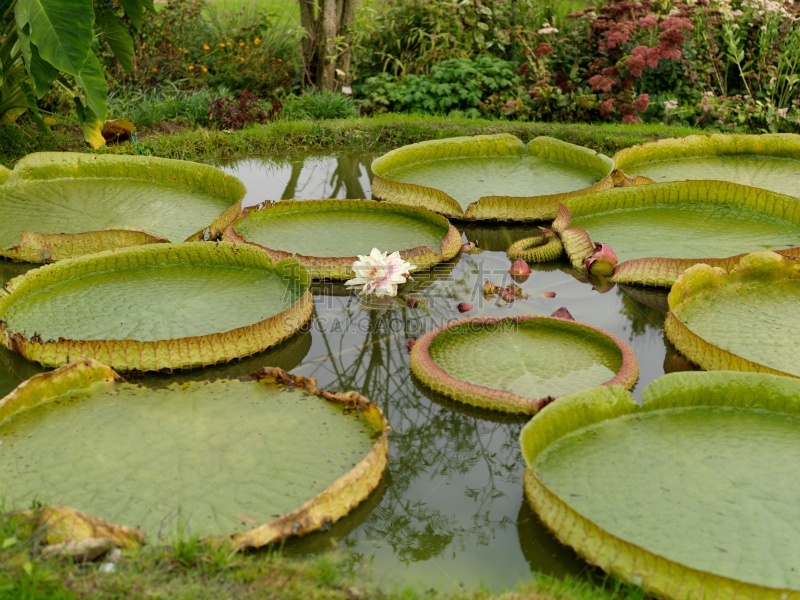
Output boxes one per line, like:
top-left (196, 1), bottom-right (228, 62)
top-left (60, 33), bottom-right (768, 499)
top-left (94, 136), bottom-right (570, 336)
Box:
top-left (509, 258), bottom-right (531, 282)
top-left (585, 242), bottom-right (618, 276)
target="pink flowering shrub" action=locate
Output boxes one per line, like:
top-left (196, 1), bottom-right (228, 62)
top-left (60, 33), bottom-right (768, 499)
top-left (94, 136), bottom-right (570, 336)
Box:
top-left (354, 0), bottom-right (800, 131)
top-left (513, 0), bottom-right (800, 130)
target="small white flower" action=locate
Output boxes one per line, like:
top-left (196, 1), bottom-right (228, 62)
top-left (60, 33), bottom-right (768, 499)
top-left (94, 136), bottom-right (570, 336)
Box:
top-left (345, 248), bottom-right (415, 298)
top-left (777, 107), bottom-right (789, 118)
top-left (538, 26), bottom-right (559, 34)
top-left (663, 99), bottom-right (679, 111)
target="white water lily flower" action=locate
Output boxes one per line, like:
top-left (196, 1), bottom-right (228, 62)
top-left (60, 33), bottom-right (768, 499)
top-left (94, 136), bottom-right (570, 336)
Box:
top-left (345, 248), bottom-right (416, 298)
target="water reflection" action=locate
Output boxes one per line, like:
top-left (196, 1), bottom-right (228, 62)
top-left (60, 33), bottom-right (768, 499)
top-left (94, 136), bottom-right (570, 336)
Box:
top-left (0, 345), bottom-right (45, 398)
top-left (461, 222), bottom-right (545, 252)
top-left (663, 337), bottom-right (702, 374)
top-left (516, 495), bottom-right (588, 578)
top-left (136, 329), bottom-right (313, 388)
top-left (617, 284), bottom-right (670, 314)
top-left (283, 247), bottom-right (665, 590)
top-left (0, 259), bottom-right (35, 289)
top-left (219, 153), bottom-right (375, 206)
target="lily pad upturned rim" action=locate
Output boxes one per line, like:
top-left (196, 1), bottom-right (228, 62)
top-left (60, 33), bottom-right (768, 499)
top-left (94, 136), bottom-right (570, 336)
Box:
top-left (613, 132), bottom-right (800, 175)
top-left (521, 371), bottom-right (800, 600)
top-left (0, 358), bottom-right (390, 551)
top-left (223, 199), bottom-right (462, 280)
top-left (370, 133), bottom-right (626, 221)
top-left (0, 242), bottom-right (313, 372)
top-left (409, 314), bottom-right (638, 414)
top-left (556, 180), bottom-right (800, 287)
top-left (665, 251), bottom-right (800, 377)
top-left (0, 152), bottom-right (246, 263)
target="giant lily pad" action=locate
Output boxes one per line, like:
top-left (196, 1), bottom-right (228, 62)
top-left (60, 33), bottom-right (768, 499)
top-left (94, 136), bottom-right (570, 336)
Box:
top-left (223, 200), bottom-right (461, 279)
top-left (0, 153), bottom-right (246, 262)
top-left (410, 315), bottom-right (637, 414)
top-left (0, 359), bottom-right (389, 549)
top-left (371, 134), bottom-right (629, 221)
top-left (613, 133), bottom-right (800, 197)
top-left (0, 242), bottom-right (313, 371)
top-left (665, 251), bottom-right (800, 377)
top-left (553, 181), bottom-right (800, 287)
top-left (521, 371), bottom-right (800, 599)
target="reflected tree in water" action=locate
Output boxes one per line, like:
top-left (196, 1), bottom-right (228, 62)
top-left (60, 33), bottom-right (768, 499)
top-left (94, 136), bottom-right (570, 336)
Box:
top-left (279, 154), bottom-right (374, 200)
top-left (291, 267), bottom-right (528, 572)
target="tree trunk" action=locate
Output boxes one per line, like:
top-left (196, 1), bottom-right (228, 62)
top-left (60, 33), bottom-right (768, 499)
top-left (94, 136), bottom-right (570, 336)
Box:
top-left (298, 0), bottom-right (357, 90)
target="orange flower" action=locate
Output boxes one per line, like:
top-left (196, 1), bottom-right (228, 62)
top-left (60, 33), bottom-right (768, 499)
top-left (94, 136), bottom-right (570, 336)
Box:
top-left (219, 43), bottom-right (226, 47)
top-left (203, 44), bottom-right (210, 50)
top-left (239, 57), bottom-right (245, 62)
top-left (201, 66), bottom-right (208, 73)
top-left (238, 41), bottom-right (245, 46)
top-left (188, 65), bottom-right (195, 70)
top-left (151, 67), bottom-right (158, 72)
top-left (254, 37), bottom-right (261, 45)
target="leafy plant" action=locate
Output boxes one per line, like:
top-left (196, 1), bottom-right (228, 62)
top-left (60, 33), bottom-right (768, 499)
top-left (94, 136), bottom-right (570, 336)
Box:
top-left (280, 90), bottom-right (358, 120)
top-left (207, 90), bottom-right (273, 130)
top-left (107, 86), bottom-right (217, 128)
top-left (356, 55), bottom-right (521, 117)
top-left (0, 0), bottom-right (155, 147)
top-left (354, 0), bottom-right (533, 78)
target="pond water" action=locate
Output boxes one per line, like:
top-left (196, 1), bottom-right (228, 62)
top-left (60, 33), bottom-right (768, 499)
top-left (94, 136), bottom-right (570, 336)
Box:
top-left (0, 153), bottom-right (693, 593)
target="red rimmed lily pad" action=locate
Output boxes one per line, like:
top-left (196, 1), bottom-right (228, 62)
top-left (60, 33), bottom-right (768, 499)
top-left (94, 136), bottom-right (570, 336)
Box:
top-left (410, 315), bottom-right (638, 414)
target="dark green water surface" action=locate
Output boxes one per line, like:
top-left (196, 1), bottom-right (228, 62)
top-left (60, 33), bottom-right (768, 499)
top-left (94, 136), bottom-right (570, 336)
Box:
top-left (0, 153), bottom-right (686, 592)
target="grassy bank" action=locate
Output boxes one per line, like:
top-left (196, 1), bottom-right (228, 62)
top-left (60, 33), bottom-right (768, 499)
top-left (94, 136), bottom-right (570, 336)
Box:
top-left (0, 115), bottom-right (705, 168)
top-left (0, 510), bottom-right (646, 600)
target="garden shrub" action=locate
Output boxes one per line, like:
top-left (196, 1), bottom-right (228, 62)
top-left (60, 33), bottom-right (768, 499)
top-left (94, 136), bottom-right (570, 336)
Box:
top-left (514, 0), bottom-right (800, 130)
top-left (356, 55), bottom-right (521, 118)
top-left (355, 0), bottom-right (800, 131)
top-left (208, 90), bottom-right (275, 130)
top-left (353, 0), bottom-right (575, 77)
top-left (280, 91), bottom-right (359, 121)
top-left (107, 88), bottom-right (217, 128)
top-left (104, 0), bottom-right (301, 99)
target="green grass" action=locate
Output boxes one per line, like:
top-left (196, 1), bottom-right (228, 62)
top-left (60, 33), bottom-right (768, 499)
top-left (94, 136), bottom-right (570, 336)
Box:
top-left (0, 114), bottom-right (705, 168)
top-left (107, 87), bottom-right (219, 128)
top-left (0, 508), bottom-right (650, 600)
top-left (108, 115), bottom-right (702, 164)
top-left (203, 0), bottom-right (299, 25)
